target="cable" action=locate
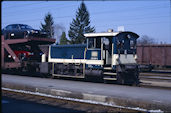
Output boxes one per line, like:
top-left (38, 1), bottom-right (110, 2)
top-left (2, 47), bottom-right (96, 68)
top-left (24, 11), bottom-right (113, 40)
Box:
top-left (2, 2), bottom-right (170, 29)
top-left (3, 3), bottom-right (169, 21)
top-left (2, 1), bottom-right (45, 9)
top-left (2, 5), bottom-right (169, 24)
top-left (92, 5), bottom-right (169, 16)
top-left (2, 3), bottom-right (79, 15)
top-left (93, 15), bottom-right (170, 23)
top-left (95, 21), bottom-right (170, 28)
top-left (2, 13), bottom-right (169, 25)
top-left (2, 2), bottom-right (169, 17)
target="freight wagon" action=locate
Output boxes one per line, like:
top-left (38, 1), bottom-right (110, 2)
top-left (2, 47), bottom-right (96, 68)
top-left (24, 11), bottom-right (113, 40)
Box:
top-left (137, 44), bottom-right (171, 71)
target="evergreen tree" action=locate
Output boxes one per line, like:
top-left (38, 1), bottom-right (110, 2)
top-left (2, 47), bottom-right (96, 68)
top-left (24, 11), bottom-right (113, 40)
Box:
top-left (60, 32), bottom-right (68, 45)
top-left (68, 2), bottom-right (95, 44)
top-left (40, 12), bottom-right (54, 38)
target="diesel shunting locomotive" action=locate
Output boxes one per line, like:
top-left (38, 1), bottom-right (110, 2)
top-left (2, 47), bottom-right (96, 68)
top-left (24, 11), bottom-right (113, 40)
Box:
top-left (46, 29), bottom-right (139, 85)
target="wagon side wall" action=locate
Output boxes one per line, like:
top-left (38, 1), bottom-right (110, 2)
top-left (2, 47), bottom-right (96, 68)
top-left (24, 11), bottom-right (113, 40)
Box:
top-left (137, 45), bottom-right (171, 67)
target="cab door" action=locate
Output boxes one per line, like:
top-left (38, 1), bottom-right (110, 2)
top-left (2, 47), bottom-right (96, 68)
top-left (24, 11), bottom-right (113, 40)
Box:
top-left (102, 37), bottom-right (112, 66)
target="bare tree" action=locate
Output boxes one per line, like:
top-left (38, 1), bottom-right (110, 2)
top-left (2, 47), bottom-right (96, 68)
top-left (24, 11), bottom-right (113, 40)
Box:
top-left (137, 35), bottom-right (157, 45)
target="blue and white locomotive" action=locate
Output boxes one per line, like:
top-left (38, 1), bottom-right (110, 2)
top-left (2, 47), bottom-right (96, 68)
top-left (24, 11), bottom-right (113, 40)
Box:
top-left (48, 29), bottom-right (139, 85)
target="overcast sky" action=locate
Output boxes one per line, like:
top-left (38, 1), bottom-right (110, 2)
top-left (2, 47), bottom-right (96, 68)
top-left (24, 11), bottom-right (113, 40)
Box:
top-left (2, 1), bottom-right (171, 43)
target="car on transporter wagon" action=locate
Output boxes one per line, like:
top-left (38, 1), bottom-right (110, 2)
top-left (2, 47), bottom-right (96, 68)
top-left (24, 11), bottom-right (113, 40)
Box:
top-left (5, 45), bottom-right (44, 62)
top-left (2, 24), bottom-right (47, 39)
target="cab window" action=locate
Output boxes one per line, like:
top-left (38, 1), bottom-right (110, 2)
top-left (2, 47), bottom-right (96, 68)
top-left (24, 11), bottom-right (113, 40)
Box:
top-left (88, 38), bottom-right (95, 48)
top-left (130, 40), bottom-right (134, 49)
top-left (87, 37), bottom-right (101, 49)
top-left (117, 40), bottom-right (124, 49)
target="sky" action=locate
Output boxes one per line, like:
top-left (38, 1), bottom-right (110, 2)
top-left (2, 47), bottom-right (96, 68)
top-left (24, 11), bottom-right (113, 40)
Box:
top-left (2, 0), bottom-right (171, 43)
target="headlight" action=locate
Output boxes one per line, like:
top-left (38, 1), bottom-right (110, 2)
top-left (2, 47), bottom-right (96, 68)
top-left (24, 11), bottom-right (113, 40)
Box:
top-left (115, 55), bottom-right (119, 61)
top-left (134, 55), bottom-right (137, 60)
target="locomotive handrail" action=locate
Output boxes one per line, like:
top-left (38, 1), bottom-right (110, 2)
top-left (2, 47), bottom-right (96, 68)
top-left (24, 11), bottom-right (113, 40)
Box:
top-left (83, 48), bottom-right (87, 76)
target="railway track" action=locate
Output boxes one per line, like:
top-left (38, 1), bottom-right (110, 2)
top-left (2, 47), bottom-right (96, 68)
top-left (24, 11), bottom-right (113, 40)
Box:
top-left (140, 71), bottom-right (171, 82)
top-left (2, 89), bottom-right (141, 113)
top-left (139, 71), bottom-right (171, 89)
top-left (2, 69), bottom-right (171, 89)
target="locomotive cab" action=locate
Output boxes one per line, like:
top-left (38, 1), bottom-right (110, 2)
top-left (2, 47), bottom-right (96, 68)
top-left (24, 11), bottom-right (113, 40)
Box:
top-left (85, 31), bottom-right (139, 67)
top-left (85, 30), bottom-right (139, 85)
top-left (86, 36), bottom-right (113, 67)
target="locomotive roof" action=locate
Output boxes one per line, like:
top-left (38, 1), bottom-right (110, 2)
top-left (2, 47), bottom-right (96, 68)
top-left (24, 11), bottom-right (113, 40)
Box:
top-left (84, 31), bottom-right (139, 38)
top-left (84, 32), bottom-right (119, 37)
top-left (52, 44), bottom-right (86, 48)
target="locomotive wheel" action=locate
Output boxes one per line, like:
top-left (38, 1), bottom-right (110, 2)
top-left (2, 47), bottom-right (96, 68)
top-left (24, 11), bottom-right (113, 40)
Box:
top-left (51, 75), bottom-right (56, 79)
top-left (133, 70), bottom-right (140, 86)
top-left (116, 72), bottom-right (125, 85)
